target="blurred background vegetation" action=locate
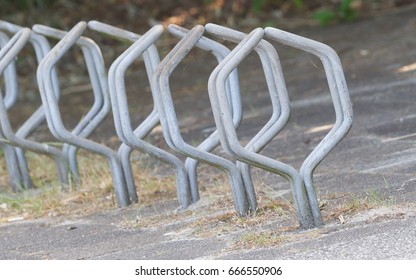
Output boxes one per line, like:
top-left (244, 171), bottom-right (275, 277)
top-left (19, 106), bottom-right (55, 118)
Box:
top-left (0, 0), bottom-right (413, 33)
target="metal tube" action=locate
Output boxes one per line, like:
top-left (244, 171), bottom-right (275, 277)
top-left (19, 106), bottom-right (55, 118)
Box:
top-left (0, 26), bottom-right (69, 188)
top-left (33, 25), bottom-right (110, 185)
top-left (108, 25), bottom-right (192, 208)
top-left (265, 27), bottom-right (353, 226)
top-left (168, 24), bottom-right (245, 204)
top-left (34, 22), bottom-right (130, 207)
top-left (0, 31), bottom-right (23, 191)
top-left (0, 20), bottom-right (66, 189)
top-left (89, 21), bottom-right (192, 208)
top-left (153, 25), bottom-right (251, 216)
top-left (205, 25), bottom-right (315, 228)
top-left (204, 24), bottom-right (292, 212)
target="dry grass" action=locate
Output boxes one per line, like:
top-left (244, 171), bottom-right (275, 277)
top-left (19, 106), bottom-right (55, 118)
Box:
top-left (0, 151), bottom-right (113, 223)
top-left (321, 189), bottom-right (396, 224)
top-left (227, 189), bottom-right (400, 251)
top-left (233, 231), bottom-right (287, 249)
top-left (190, 199), bottom-right (295, 238)
top-left (0, 150), bottom-right (178, 223)
top-left (230, 227), bottom-right (323, 250)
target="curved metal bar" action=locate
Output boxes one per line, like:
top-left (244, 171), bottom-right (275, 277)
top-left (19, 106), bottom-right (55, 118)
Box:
top-left (205, 25), bottom-right (315, 228)
top-left (153, 25), bottom-right (252, 216)
top-left (204, 24), bottom-right (292, 212)
top-left (0, 30), bottom-right (27, 191)
top-left (0, 31), bottom-right (24, 191)
top-left (0, 26), bottom-right (69, 188)
top-left (111, 25), bottom-right (194, 208)
top-left (88, 21), bottom-right (191, 207)
top-left (33, 25), bottom-right (108, 185)
top-left (0, 32), bottom-right (18, 109)
top-left (88, 21), bottom-right (177, 150)
top-left (265, 27), bottom-right (353, 226)
top-left (0, 20), bottom-right (65, 189)
top-left (167, 24), bottom-right (245, 204)
top-left (34, 22), bottom-right (130, 207)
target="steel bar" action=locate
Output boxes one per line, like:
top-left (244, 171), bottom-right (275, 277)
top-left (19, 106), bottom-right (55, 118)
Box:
top-left (34, 22), bottom-right (130, 207)
top-left (167, 24), bottom-right (246, 204)
top-left (152, 25), bottom-right (251, 216)
top-left (107, 25), bottom-right (192, 208)
top-left (204, 24), bottom-right (292, 212)
top-left (0, 20), bottom-right (65, 189)
top-left (0, 26), bottom-right (69, 189)
top-left (0, 32), bottom-right (18, 109)
top-left (265, 27), bottom-right (353, 226)
top-left (0, 30), bottom-right (24, 191)
top-left (32, 25), bottom-right (111, 186)
top-left (88, 21), bottom-right (191, 207)
top-left (205, 24), bottom-right (315, 228)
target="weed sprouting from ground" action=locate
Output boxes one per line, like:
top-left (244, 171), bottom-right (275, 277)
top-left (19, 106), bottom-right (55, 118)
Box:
top-left (321, 189), bottom-right (397, 224)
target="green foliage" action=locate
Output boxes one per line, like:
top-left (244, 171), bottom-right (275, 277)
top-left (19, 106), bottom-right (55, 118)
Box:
top-left (251, 0), bottom-right (268, 13)
top-left (292, 0), bottom-right (304, 9)
top-left (313, 10), bottom-right (336, 26)
top-left (313, 0), bottom-right (357, 26)
top-left (338, 0), bottom-right (357, 22)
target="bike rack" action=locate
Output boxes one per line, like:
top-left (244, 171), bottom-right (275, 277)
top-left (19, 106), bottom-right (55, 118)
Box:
top-left (0, 29), bottom-right (25, 191)
top-left (265, 27), bottom-right (353, 226)
top-left (32, 24), bottom-right (114, 188)
top-left (0, 21), bottom-right (354, 229)
top-left (0, 32), bottom-right (18, 109)
top-left (88, 21), bottom-right (191, 207)
top-left (204, 24), bottom-right (294, 214)
top-left (0, 20), bottom-right (66, 189)
top-left (167, 24), bottom-right (247, 205)
top-left (0, 23), bottom-right (69, 190)
top-left (151, 25), bottom-right (266, 216)
top-left (34, 22), bottom-right (130, 207)
top-left (203, 24), bottom-right (313, 228)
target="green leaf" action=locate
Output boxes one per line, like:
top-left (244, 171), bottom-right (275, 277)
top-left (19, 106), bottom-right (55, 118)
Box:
top-left (251, 0), bottom-right (268, 13)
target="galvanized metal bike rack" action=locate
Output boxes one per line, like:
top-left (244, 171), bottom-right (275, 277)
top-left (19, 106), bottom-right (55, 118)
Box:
top-left (88, 20), bottom-right (191, 208)
top-left (90, 22), bottom-right (253, 211)
top-left (265, 27), bottom-right (353, 226)
top-left (34, 22), bottom-right (131, 207)
top-left (32, 24), bottom-right (115, 189)
top-left (0, 30), bottom-right (22, 191)
top-left (0, 20), bottom-right (68, 190)
top-left (151, 25), bottom-right (255, 216)
top-left (205, 23), bottom-right (315, 228)
top-left (168, 24), bottom-right (249, 205)
top-left (203, 24), bottom-right (294, 214)
top-left (0, 31), bottom-right (18, 109)
top-left (0, 30), bottom-right (24, 191)
top-left (0, 22), bottom-right (69, 191)
top-left (0, 20), bottom-right (353, 228)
